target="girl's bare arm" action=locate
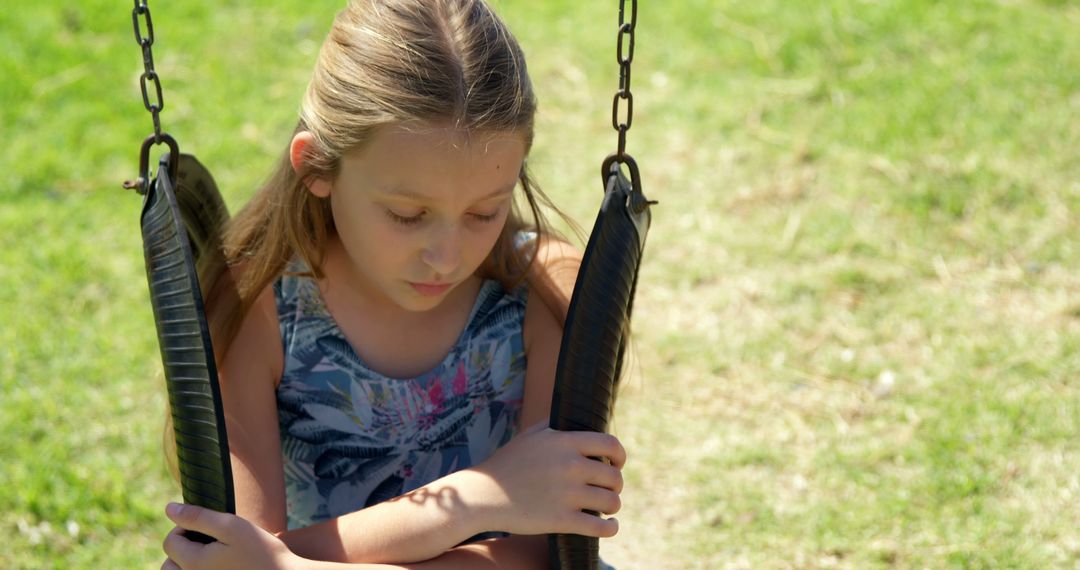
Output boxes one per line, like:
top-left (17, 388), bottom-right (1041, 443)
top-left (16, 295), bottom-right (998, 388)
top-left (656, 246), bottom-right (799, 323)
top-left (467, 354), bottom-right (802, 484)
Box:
top-left (217, 286), bottom-right (289, 532)
top-left (163, 503), bottom-right (547, 570)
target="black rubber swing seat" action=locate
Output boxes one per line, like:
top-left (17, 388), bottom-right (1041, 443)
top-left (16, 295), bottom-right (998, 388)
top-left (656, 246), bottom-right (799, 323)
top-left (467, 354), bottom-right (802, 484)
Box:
top-left (547, 157), bottom-right (653, 570)
top-left (140, 152), bottom-right (234, 544)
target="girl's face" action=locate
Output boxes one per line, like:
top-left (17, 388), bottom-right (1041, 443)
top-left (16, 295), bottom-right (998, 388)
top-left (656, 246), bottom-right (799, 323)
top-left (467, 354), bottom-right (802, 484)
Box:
top-left (308, 123), bottom-right (526, 313)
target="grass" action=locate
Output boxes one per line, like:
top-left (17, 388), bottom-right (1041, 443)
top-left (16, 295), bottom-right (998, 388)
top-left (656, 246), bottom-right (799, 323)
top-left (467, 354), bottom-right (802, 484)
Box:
top-left (2, 0), bottom-right (1078, 568)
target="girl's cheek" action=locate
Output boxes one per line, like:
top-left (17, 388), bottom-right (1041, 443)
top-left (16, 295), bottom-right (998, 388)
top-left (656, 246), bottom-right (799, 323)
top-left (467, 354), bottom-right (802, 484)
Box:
top-left (479, 221), bottom-right (507, 258)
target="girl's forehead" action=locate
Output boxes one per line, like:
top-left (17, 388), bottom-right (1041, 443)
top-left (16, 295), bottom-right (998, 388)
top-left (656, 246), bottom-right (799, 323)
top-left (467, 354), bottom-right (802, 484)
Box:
top-left (341, 122), bottom-right (526, 199)
top-left (366, 122), bottom-right (526, 153)
top-left (345, 121), bottom-right (526, 160)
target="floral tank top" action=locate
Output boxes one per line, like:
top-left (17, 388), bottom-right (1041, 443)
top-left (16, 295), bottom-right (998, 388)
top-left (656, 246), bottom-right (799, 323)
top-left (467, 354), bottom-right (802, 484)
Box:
top-left (273, 265), bottom-right (528, 530)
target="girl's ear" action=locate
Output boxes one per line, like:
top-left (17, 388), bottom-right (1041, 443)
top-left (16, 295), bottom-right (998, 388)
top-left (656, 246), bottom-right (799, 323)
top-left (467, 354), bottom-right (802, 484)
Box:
top-left (290, 131), bottom-right (332, 198)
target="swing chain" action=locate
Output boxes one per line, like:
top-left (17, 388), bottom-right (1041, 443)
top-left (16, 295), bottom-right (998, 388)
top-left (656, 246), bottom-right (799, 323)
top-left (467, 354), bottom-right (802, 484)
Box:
top-left (611, 0), bottom-right (637, 161)
top-left (131, 0), bottom-right (165, 143)
top-left (124, 0), bottom-right (179, 194)
top-left (604, 0), bottom-right (654, 212)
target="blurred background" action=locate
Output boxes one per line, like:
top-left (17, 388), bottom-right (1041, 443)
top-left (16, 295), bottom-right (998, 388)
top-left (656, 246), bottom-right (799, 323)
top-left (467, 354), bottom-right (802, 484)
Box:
top-left (1, 0), bottom-right (1077, 567)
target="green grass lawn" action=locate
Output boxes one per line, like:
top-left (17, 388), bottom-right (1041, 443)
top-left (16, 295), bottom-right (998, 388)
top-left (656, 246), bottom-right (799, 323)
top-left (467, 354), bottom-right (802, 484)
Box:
top-left (2, 0), bottom-right (1077, 568)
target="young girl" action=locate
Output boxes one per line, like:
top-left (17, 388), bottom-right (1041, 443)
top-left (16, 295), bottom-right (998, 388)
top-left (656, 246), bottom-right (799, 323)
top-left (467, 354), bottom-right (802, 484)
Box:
top-left (160, 1), bottom-right (626, 568)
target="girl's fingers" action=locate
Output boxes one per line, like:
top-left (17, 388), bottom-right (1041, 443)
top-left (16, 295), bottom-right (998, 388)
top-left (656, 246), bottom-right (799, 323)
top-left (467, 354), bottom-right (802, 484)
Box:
top-left (570, 432), bottom-right (627, 469)
top-left (165, 503), bottom-right (233, 542)
top-left (162, 526), bottom-right (201, 567)
top-left (581, 458), bottom-right (624, 494)
top-left (161, 558), bottom-right (181, 570)
top-left (576, 485), bottom-right (622, 516)
top-left (567, 511), bottom-right (620, 538)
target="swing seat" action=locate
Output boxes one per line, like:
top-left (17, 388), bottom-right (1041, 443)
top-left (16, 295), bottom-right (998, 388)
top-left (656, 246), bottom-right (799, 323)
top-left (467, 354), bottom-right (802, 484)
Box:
top-left (547, 158), bottom-right (652, 569)
top-left (140, 152), bottom-right (235, 543)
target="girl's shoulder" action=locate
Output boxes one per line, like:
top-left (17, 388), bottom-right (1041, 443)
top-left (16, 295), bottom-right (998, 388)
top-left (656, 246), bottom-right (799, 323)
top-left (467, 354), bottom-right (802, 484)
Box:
top-left (234, 284), bottom-right (285, 385)
top-left (516, 233), bottom-right (582, 358)
top-left (208, 262), bottom-right (284, 389)
top-left (522, 279), bottom-right (561, 353)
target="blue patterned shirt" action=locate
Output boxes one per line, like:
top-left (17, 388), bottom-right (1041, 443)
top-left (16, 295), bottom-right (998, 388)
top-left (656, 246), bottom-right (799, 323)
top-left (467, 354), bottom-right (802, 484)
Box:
top-left (274, 265), bottom-right (527, 530)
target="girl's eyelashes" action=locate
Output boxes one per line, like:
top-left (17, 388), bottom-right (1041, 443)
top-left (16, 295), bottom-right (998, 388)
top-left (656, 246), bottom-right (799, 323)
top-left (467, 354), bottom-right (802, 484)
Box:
top-left (384, 207), bottom-right (503, 226)
top-left (385, 209), bottom-right (424, 226)
top-left (469, 200), bottom-right (509, 223)
top-left (468, 211), bottom-right (500, 223)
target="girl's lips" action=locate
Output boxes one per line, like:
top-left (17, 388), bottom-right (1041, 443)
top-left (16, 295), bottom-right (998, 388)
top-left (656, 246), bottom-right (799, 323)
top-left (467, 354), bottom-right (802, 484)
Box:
top-left (409, 281), bottom-right (452, 296)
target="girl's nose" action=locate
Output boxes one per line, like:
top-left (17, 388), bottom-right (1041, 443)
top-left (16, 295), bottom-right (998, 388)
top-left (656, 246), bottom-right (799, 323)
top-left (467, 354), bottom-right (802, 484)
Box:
top-left (420, 223), bottom-right (462, 276)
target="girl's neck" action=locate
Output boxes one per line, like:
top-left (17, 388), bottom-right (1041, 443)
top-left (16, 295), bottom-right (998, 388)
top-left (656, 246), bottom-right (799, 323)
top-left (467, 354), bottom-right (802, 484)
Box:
top-left (315, 235), bottom-right (485, 379)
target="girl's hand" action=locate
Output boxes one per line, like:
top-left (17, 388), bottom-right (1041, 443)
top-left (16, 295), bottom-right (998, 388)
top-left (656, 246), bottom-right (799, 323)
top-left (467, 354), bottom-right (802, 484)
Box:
top-left (161, 503), bottom-right (300, 570)
top-left (472, 422), bottom-right (627, 538)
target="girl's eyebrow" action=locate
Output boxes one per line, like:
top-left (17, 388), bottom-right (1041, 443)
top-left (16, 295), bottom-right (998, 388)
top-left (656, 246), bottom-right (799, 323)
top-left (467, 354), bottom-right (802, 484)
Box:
top-left (380, 184), bottom-right (516, 202)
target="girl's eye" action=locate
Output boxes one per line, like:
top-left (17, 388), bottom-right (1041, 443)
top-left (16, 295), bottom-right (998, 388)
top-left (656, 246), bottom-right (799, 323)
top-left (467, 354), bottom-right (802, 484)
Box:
top-left (385, 209), bottom-right (424, 226)
top-left (468, 211), bottom-right (500, 223)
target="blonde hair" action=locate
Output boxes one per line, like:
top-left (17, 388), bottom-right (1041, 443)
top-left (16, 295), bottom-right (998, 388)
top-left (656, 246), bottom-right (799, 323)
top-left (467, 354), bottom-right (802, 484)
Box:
top-left (212, 0), bottom-right (559, 351)
top-left (166, 0), bottom-right (565, 481)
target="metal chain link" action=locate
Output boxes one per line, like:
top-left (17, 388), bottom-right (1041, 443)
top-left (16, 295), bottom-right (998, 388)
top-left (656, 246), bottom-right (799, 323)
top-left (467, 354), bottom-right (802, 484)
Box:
top-left (611, 0), bottom-right (637, 160)
top-left (125, 0), bottom-right (179, 194)
top-left (132, 0), bottom-right (164, 143)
